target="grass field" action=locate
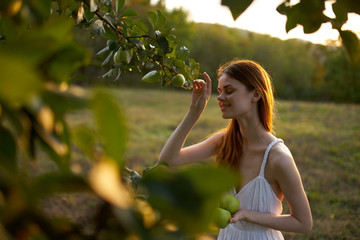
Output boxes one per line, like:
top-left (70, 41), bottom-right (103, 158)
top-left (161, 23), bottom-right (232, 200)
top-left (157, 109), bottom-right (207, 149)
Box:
top-left (22, 88), bottom-right (360, 240)
top-left (99, 88), bottom-right (359, 240)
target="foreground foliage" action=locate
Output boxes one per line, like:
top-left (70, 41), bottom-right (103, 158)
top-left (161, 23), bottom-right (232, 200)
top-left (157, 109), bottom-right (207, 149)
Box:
top-left (0, 0), bottom-right (359, 239)
top-left (0, 0), bottom-right (235, 239)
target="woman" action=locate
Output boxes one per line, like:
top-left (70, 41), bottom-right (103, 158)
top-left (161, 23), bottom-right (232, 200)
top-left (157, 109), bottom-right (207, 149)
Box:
top-left (158, 59), bottom-right (312, 239)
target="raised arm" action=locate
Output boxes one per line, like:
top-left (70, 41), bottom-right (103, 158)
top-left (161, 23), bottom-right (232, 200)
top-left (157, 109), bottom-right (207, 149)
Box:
top-left (158, 73), bottom-right (219, 166)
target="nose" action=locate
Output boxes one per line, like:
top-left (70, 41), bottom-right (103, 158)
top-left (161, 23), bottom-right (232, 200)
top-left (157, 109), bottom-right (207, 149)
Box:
top-left (217, 93), bottom-right (225, 101)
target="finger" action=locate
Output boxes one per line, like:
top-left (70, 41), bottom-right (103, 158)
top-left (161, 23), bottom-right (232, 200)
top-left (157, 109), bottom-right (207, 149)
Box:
top-left (193, 79), bottom-right (205, 91)
top-left (203, 72), bottom-right (212, 95)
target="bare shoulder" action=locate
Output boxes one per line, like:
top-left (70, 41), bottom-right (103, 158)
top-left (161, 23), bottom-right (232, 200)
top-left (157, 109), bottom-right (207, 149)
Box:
top-left (205, 130), bottom-right (225, 144)
top-left (267, 141), bottom-right (296, 172)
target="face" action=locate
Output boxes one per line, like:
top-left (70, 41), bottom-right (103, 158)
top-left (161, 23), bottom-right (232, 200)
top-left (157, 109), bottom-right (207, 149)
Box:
top-left (217, 73), bottom-right (257, 119)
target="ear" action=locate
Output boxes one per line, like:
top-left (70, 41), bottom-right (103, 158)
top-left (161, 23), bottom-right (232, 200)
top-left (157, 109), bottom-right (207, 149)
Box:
top-left (251, 90), bottom-right (261, 103)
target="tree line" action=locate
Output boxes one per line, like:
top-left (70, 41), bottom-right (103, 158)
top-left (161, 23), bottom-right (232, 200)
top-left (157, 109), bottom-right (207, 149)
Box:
top-left (81, 2), bottom-right (360, 103)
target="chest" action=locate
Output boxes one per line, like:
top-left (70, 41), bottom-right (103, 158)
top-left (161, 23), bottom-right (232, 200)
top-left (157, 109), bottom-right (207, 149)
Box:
top-left (236, 149), bottom-right (282, 199)
top-left (237, 149), bottom-right (265, 187)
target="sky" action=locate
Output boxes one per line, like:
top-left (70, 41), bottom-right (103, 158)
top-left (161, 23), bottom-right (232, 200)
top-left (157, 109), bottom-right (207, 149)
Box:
top-left (152, 0), bottom-right (360, 45)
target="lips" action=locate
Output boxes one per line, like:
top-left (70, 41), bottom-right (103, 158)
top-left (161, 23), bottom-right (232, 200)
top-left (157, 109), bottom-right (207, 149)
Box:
top-left (218, 102), bottom-right (230, 112)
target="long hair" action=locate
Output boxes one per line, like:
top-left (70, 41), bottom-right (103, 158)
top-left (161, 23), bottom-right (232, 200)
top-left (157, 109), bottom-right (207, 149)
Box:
top-left (215, 59), bottom-right (275, 169)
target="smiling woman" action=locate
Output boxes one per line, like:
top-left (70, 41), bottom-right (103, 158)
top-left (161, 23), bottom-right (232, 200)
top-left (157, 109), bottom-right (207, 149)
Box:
top-left (158, 59), bottom-right (312, 239)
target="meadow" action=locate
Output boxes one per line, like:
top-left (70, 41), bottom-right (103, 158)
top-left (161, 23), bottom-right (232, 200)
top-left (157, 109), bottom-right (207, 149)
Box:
top-left (103, 88), bottom-right (360, 240)
top-left (17, 88), bottom-right (359, 240)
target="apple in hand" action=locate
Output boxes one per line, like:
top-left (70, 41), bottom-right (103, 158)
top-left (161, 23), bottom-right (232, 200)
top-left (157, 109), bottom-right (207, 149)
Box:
top-left (213, 207), bottom-right (231, 229)
top-left (220, 194), bottom-right (240, 214)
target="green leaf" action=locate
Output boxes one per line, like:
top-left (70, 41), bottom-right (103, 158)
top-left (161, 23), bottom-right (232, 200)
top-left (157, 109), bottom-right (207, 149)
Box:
top-left (221, 0), bottom-right (253, 20)
top-left (141, 164), bottom-right (238, 233)
top-left (0, 125), bottom-right (17, 172)
top-left (42, 87), bottom-right (89, 118)
top-left (83, 3), bottom-right (95, 21)
top-left (122, 9), bottom-right (139, 17)
top-left (103, 26), bottom-right (118, 41)
top-left (176, 46), bottom-right (190, 60)
top-left (47, 44), bottom-right (90, 83)
top-left (96, 46), bottom-right (110, 56)
top-left (147, 11), bottom-right (157, 28)
top-left (123, 49), bottom-right (132, 64)
top-left (72, 126), bottom-right (95, 158)
top-left (0, 51), bottom-right (42, 104)
top-left (101, 68), bottom-right (116, 79)
top-left (332, 0), bottom-right (348, 29)
top-left (157, 36), bottom-right (170, 54)
top-left (134, 19), bottom-right (148, 33)
top-left (26, 0), bottom-right (52, 24)
top-left (116, 0), bottom-right (125, 13)
top-left (141, 70), bottom-right (161, 83)
top-left (102, 50), bottom-right (114, 67)
top-left (103, 13), bottom-right (116, 29)
top-left (339, 30), bottom-right (360, 64)
top-left (91, 90), bottom-right (127, 165)
top-left (156, 9), bottom-right (167, 29)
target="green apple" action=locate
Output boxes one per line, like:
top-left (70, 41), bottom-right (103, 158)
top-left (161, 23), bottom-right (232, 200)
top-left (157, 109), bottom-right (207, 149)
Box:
top-left (172, 73), bottom-right (185, 87)
top-left (220, 194), bottom-right (240, 214)
top-left (213, 207), bottom-right (231, 229)
top-left (141, 70), bottom-right (161, 83)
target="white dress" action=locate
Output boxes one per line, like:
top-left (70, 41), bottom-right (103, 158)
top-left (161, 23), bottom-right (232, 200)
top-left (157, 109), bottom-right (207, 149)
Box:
top-left (217, 139), bottom-right (285, 240)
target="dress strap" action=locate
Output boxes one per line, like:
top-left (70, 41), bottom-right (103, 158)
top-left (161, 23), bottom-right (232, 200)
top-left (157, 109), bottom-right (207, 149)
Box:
top-left (259, 138), bottom-right (283, 177)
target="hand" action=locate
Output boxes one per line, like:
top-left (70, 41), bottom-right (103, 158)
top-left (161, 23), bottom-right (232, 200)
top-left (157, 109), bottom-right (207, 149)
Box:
top-left (190, 72), bottom-right (212, 114)
top-left (229, 208), bottom-right (250, 223)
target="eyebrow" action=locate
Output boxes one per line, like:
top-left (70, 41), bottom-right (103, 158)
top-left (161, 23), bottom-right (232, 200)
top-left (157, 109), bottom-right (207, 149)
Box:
top-left (217, 84), bottom-right (234, 91)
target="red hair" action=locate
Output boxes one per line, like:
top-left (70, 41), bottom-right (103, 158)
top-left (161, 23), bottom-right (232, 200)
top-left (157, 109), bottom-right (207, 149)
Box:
top-left (215, 59), bottom-right (275, 168)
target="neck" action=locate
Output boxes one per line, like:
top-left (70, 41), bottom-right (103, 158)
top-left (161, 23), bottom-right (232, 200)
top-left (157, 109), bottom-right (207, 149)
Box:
top-left (236, 116), bottom-right (270, 147)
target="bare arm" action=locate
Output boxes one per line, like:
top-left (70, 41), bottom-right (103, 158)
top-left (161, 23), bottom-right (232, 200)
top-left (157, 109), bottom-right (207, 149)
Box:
top-left (158, 73), bottom-right (219, 166)
top-left (230, 145), bottom-right (313, 233)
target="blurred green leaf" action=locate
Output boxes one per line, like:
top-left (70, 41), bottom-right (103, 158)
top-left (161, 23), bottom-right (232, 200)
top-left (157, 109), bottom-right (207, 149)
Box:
top-left (157, 36), bottom-right (169, 54)
top-left (25, 0), bottom-right (52, 24)
top-left (141, 164), bottom-right (238, 233)
top-left (0, 125), bottom-right (16, 172)
top-left (156, 9), bottom-right (166, 30)
top-left (0, 53), bottom-right (42, 104)
top-left (277, 0), bottom-right (328, 34)
top-left (339, 30), bottom-right (360, 65)
top-left (134, 19), bottom-right (148, 34)
top-left (47, 44), bottom-right (90, 83)
top-left (177, 46), bottom-right (189, 60)
top-left (146, 11), bottom-right (157, 28)
top-left (103, 25), bottom-right (118, 41)
top-left (334, 0), bottom-right (360, 15)
top-left (42, 87), bottom-right (89, 118)
top-left (332, 0), bottom-right (348, 29)
top-left (116, 0), bottom-right (125, 13)
top-left (91, 90), bottom-right (127, 165)
top-left (221, 0), bottom-right (253, 20)
top-left (122, 9), bottom-right (139, 17)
